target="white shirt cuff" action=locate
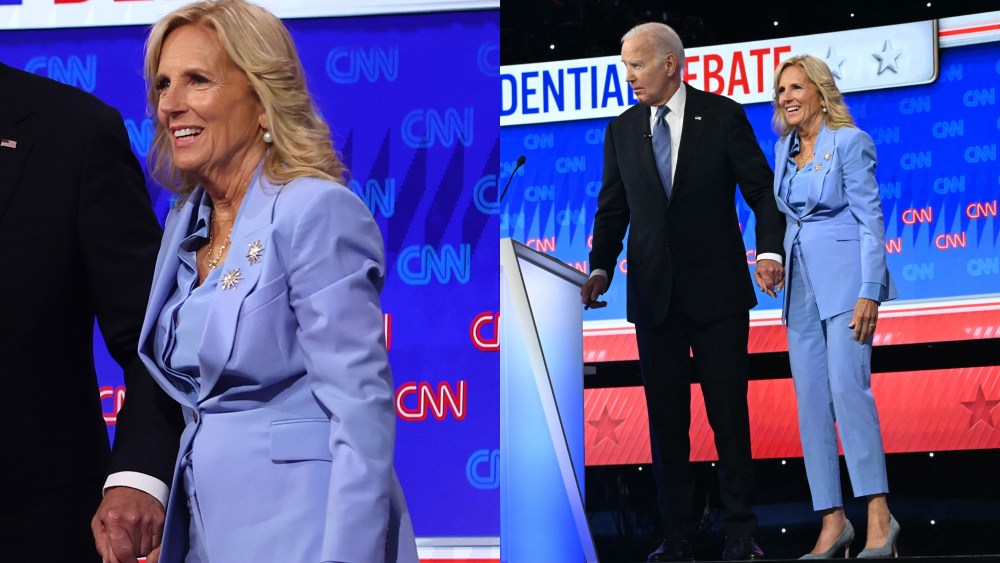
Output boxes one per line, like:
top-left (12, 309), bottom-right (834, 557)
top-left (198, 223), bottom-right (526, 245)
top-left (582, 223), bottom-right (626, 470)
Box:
top-left (104, 472), bottom-right (169, 509)
top-left (756, 252), bottom-right (783, 265)
top-left (590, 269), bottom-right (608, 278)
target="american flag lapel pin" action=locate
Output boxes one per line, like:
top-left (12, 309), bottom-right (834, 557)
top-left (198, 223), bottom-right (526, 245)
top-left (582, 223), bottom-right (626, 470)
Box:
top-left (0, 139), bottom-right (17, 149)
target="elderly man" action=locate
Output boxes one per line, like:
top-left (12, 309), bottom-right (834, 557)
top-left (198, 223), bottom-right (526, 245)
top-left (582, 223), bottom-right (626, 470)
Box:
top-left (581, 23), bottom-right (785, 561)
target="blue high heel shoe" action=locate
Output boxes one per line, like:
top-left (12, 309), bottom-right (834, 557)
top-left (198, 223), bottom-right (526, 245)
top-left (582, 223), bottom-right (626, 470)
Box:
top-left (799, 519), bottom-right (855, 559)
top-left (857, 514), bottom-right (900, 558)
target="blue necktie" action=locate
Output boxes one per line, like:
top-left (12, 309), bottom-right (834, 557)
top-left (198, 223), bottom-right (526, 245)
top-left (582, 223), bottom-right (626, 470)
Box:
top-left (652, 105), bottom-right (672, 199)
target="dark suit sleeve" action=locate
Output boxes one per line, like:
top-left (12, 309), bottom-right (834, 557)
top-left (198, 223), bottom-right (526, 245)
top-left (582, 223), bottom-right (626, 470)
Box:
top-left (589, 121), bottom-right (631, 286)
top-left (726, 104), bottom-right (785, 258)
top-left (77, 103), bottom-right (183, 485)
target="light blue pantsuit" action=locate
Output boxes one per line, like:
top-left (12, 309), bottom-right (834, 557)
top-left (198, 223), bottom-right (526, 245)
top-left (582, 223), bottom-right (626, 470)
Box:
top-left (774, 124), bottom-right (898, 511)
top-left (787, 244), bottom-right (888, 510)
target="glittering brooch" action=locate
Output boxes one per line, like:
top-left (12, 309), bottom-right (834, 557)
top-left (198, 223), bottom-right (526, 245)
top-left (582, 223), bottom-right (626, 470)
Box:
top-left (824, 152), bottom-right (832, 161)
top-left (221, 268), bottom-right (243, 290)
top-left (813, 163), bottom-right (823, 171)
top-left (247, 240), bottom-right (264, 265)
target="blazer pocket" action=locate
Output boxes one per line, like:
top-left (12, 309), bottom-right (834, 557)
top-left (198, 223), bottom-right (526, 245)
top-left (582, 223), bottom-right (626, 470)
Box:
top-left (241, 273), bottom-right (288, 316)
top-left (834, 223), bottom-right (860, 241)
top-left (270, 418), bottom-right (332, 462)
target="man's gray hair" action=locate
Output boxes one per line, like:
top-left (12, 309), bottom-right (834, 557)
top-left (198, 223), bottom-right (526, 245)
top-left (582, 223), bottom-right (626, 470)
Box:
top-left (622, 22), bottom-right (686, 69)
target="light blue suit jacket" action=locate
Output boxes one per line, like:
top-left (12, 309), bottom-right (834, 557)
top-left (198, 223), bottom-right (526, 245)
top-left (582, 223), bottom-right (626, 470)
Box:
top-left (774, 124), bottom-right (897, 322)
top-left (138, 170), bottom-right (418, 563)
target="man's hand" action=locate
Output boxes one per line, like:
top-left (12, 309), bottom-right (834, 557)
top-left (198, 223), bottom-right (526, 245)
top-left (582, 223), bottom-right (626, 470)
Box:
top-left (580, 274), bottom-right (608, 309)
top-left (753, 258), bottom-right (785, 298)
top-left (92, 486), bottom-right (165, 563)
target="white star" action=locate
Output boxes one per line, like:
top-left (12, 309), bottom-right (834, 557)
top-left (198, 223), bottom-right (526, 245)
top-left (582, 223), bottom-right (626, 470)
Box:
top-left (873, 40), bottom-right (902, 74)
top-left (824, 47), bottom-right (847, 79)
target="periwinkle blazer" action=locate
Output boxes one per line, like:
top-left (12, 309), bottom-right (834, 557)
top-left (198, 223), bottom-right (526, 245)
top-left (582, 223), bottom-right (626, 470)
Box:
top-left (138, 169), bottom-right (418, 563)
top-left (774, 124), bottom-right (898, 322)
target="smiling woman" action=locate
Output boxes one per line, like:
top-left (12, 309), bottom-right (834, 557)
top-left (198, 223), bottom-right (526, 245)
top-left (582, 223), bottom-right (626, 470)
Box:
top-left (769, 54), bottom-right (899, 559)
top-left (88, 1), bottom-right (421, 561)
top-left (154, 24), bottom-right (266, 206)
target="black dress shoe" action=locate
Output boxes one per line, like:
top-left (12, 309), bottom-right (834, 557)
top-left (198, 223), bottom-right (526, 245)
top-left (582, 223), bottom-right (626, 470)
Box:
top-left (648, 537), bottom-right (695, 562)
top-left (722, 536), bottom-right (764, 560)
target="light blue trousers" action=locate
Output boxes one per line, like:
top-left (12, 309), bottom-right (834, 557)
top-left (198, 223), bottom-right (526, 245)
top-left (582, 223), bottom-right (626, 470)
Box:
top-left (787, 245), bottom-right (889, 511)
top-left (182, 450), bottom-right (211, 563)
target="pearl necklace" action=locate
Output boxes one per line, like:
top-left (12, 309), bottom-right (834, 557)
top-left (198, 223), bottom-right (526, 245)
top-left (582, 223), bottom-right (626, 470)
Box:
top-left (796, 142), bottom-right (816, 170)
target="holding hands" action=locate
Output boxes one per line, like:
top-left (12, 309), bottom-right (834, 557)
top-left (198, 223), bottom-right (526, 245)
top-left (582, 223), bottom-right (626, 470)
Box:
top-left (754, 259), bottom-right (785, 298)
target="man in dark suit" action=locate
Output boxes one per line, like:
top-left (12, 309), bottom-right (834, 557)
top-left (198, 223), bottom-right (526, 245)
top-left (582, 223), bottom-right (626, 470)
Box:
top-left (581, 23), bottom-right (785, 561)
top-left (0, 62), bottom-right (183, 561)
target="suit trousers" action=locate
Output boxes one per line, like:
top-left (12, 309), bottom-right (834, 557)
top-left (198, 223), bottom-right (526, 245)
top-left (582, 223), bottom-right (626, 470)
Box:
top-left (787, 244), bottom-right (889, 511)
top-left (635, 291), bottom-right (757, 539)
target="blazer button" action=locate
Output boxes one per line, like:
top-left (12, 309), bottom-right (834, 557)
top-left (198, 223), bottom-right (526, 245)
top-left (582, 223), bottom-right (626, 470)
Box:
top-left (797, 220), bottom-right (802, 227)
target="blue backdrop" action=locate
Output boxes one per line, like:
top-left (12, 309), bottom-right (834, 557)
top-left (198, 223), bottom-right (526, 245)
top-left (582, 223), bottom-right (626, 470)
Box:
top-left (1, 8), bottom-right (499, 538)
top-left (500, 41), bottom-right (1000, 322)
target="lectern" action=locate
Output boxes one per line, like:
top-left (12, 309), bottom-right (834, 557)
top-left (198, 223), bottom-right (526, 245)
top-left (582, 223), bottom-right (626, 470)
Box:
top-left (499, 238), bottom-right (598, 562)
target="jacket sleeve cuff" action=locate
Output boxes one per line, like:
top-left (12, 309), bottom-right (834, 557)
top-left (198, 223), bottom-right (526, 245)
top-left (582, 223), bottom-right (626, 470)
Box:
top-left (756, 252), bottom-right (783, 265)
top-left (104, 471), bottom-right (170, 508)
top-left (859, 282), bottom-right (883, 302)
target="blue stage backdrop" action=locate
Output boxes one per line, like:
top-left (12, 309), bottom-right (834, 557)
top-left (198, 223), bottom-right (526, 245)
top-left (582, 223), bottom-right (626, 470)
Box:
top-left (1, 8), bottom-right (499, 539)
top-left (500, 16), bottom-right (1000, 323)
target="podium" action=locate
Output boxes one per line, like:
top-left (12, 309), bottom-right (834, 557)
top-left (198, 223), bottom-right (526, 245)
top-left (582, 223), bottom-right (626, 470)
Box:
top-left (499, 238), bottom-right (598, 562)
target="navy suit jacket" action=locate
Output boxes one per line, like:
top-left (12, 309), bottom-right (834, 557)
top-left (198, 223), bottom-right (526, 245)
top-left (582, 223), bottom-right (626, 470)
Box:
top-left (590, 85), bottom-right (785, 326)
top-left (0, 62), bottom-right (182, 542)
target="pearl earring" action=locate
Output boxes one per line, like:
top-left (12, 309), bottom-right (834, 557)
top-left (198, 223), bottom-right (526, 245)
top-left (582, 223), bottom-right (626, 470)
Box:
top-left (822, 106), bottom-right (828, 113)
top-left (263, 130), bottom-right (274, 144)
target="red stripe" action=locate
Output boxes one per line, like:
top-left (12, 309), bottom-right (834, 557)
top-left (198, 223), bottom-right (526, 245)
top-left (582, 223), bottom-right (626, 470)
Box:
top-left (584, 366), bottom-right (1000, 465)
top-left (585, 306), bottom-right (1000, 361)
top-left (940, 23), bottom-right (1000, 37)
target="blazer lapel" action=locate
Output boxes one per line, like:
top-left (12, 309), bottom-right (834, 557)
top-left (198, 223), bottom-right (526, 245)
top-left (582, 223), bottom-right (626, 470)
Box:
top-left (632, 107), bottom-right (665, 200)
top-left (0, 67), bottom-right (37, 227)
top-left (196, 168), bottom-right (277, 398)
top-left (802, 124), bottom-right (834, 216)
top-left (672, 87), bottom-right (706, 197)
top-left (772, 136), bottom-right (796, 217)
top-left (138, 189), bottom-right (203, 407)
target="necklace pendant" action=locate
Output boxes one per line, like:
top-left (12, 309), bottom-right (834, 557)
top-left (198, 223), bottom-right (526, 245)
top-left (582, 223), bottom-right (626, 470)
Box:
top-left (221, 268), bottom-right (243, 290)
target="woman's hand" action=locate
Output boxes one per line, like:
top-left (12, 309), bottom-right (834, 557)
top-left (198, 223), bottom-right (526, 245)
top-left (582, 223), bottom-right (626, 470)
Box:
top-left (848, 298), bottom-right (879, 343)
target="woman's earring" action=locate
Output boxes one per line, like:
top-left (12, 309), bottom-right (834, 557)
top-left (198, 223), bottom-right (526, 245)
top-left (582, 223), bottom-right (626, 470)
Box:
top-left (263, 130), bottom-right (274, 144)
top-left (822, 106), bottom-right (828, 113)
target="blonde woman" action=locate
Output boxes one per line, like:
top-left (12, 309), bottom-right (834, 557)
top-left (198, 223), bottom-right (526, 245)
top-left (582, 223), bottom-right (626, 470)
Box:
top-left (124, 1), bottom-right (417, 560)
top-left (771, 54), bottom-right (899, 559)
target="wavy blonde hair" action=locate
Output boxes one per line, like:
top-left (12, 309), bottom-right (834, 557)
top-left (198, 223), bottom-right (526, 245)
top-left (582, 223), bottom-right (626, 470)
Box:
top-left (771, 54), bottom-right (855, 137)
top-left (144, 0), bottom-right (345, 194)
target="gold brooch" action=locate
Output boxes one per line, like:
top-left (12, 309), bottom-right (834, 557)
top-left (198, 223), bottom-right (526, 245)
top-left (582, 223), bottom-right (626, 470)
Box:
top-left (824, 152), bottom-right (832, 161)
top-left (247, 241), bottom-right (264, 265)
top-left (813, 163), bottom-right (823, 171)
top-left (221, 268), bottom-right (243, 290)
